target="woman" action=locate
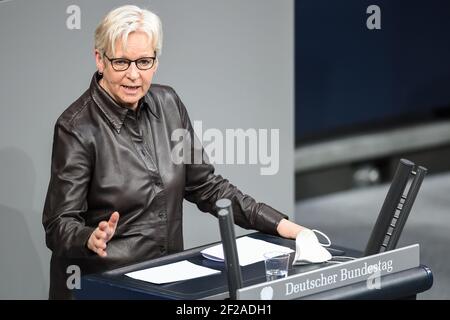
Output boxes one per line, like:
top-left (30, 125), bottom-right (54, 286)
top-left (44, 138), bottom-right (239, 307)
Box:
top-left (42, 5), bottom-right (306, 299)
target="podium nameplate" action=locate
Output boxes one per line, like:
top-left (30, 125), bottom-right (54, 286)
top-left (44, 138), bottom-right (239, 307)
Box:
top-left (236, 244), bottom-right (420, 300)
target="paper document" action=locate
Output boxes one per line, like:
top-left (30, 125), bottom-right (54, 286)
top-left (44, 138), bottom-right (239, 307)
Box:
top-left (201, 236), bottom-right (294, 266)
top-left (125, 260), bottom-right (221, 284)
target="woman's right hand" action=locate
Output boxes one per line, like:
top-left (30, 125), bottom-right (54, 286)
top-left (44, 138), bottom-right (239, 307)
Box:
top-left (87, 211), bottom-right (120, 257)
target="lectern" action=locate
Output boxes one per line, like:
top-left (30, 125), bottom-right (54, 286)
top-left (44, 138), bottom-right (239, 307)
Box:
top-left (74, 233), bottom-right (432, 300)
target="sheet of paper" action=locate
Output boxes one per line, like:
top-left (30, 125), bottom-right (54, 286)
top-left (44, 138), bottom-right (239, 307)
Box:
top-left (125, 260), bottom-right (221, 284)
top-left (201, 236), bottom-right (294, 266)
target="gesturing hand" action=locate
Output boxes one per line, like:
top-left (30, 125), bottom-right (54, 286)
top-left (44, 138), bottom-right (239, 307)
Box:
top-left (87, 211), bottom-right (120, 257)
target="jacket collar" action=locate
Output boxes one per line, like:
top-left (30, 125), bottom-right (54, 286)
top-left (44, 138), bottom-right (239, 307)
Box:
top-left (89, 72), bottom-right (159, 133)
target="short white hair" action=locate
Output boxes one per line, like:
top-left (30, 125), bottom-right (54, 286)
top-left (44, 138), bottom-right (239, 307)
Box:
top-left (95, 5), bottom-right (163, 57)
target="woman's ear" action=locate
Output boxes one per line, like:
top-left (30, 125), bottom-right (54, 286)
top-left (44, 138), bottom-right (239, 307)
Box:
top-left (95, 49), bottom-right (105, 74)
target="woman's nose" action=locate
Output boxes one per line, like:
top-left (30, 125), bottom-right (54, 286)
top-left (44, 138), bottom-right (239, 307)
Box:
top-left (126, 62), bottom-right (140, 79)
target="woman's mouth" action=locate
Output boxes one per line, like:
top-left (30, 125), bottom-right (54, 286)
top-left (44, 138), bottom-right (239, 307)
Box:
top-left (122, 85), bottom-right (140, 94)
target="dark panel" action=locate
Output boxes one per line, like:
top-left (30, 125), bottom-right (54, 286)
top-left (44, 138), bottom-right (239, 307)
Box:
top-left (295, 0), bottom-right (450, 144)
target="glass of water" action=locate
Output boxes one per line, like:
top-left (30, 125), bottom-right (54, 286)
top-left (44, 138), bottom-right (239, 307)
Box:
top-left (263, 251), bottom-right (290, 281)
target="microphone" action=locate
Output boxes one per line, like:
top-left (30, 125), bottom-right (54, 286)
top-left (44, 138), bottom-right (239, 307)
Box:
top-left (216, 198), bottom-right (243, 300)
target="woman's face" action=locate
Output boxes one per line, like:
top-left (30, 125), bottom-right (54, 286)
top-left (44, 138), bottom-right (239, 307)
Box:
top-left (95, 31), bottom-right (157, 110)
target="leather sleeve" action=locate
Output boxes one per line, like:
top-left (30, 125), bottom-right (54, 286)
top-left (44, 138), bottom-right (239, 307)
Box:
top-left (42, 122), bottom-right (95, 258)
top-left (173, 89), bottom-right (288, 236)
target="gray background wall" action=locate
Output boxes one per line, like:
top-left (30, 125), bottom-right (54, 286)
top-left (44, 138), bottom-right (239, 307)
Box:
top-left (0, 0), bottom-right (294, 299)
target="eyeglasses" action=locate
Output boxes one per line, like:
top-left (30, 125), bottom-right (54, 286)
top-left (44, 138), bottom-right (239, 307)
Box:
top-left (103, 53), bottom-right (157, 71)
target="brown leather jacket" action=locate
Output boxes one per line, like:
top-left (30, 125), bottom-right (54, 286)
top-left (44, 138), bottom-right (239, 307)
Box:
top-left (42, 73), bottom-right (287, 299)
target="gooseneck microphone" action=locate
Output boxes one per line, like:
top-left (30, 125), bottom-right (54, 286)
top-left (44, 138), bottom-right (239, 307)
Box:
top-left (216, 198), bottom-right (243, 300)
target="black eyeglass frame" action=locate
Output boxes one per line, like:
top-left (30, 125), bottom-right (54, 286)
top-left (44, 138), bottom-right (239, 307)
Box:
top-left (103, 52), bottom-right (157, 71)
